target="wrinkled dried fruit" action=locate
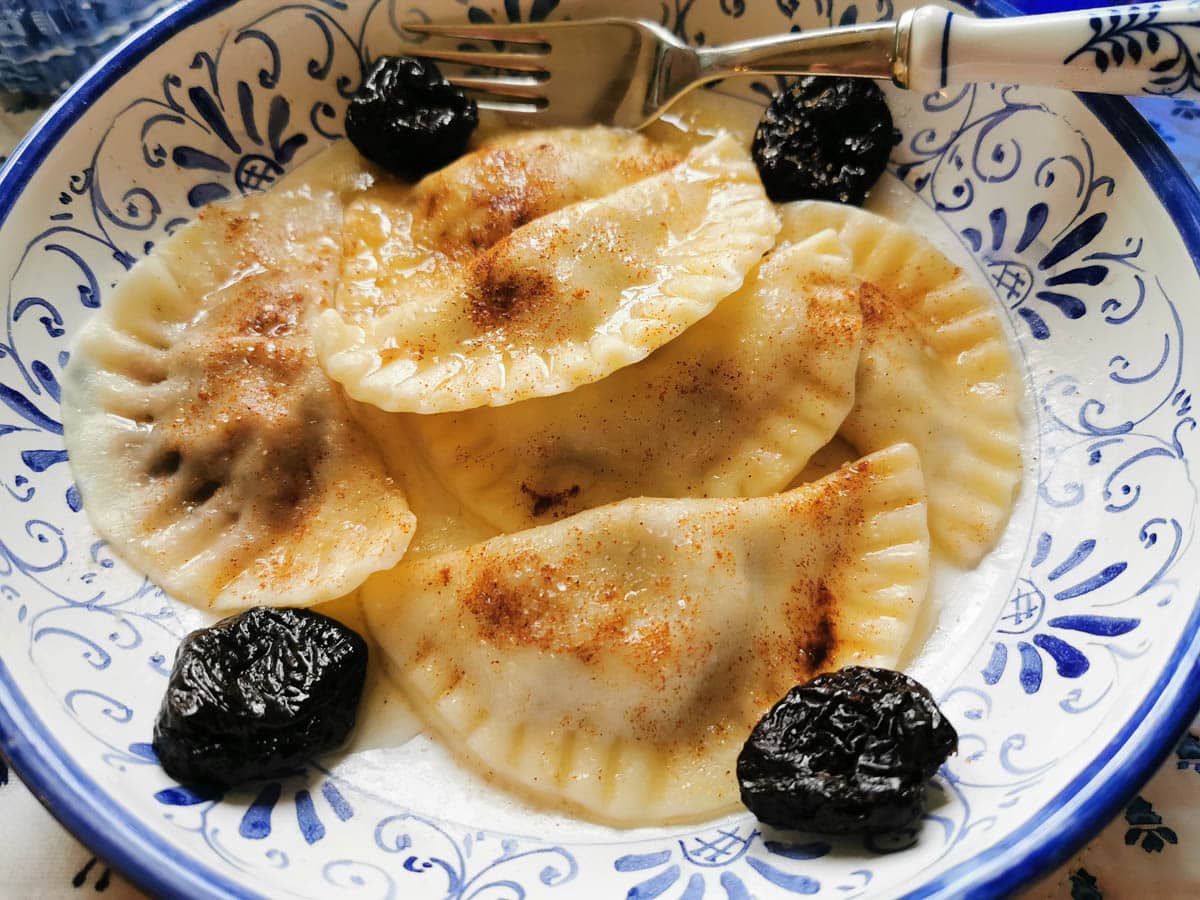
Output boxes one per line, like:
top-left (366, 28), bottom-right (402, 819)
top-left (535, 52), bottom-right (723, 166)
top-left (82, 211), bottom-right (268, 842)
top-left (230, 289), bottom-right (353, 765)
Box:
top-left (737, 666), bottom-right (957, 834)
top-left (346, 55), bottom-right (478, 181)
top-left (752, 76), bottom-right (893, 205)
top-left (153, 607), bottom-right (368, 787)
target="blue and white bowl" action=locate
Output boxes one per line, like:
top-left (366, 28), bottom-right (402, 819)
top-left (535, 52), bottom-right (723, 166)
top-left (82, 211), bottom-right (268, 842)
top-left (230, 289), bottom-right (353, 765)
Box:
top-left (3, 0), bottom-right (1200, 897)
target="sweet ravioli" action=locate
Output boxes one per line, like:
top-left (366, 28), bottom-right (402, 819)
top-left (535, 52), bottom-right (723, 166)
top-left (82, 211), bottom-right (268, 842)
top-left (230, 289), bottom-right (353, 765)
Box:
top-left (408, 228), bottom-right (864, 531)
top-left (61, 146), bottom-right (415, 610)
top-left (780, 202), bottom-right (1024, 565)
top-left (317, 131), bottom-right (781, 413)
top-left (404, 127), bottom-right (682, 255)
top-left (363, 443), bottom-right (929, 824)
top-left (56, 91), bottom-right (1024, 830)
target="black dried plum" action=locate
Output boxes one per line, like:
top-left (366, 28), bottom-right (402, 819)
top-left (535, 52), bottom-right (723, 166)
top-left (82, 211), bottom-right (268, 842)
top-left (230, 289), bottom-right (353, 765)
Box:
top-left (737, 666), bottom-right (957, 834)
top-left (751, 76), bottom-right (893, 206)
top-left (152, 607), bottom-right (368, 788)
top-left (346, 55), bottom-right (478, 181)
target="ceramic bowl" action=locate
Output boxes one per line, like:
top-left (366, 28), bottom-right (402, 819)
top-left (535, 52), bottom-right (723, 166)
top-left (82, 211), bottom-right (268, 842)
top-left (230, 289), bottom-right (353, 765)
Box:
top-left (2, 0), bottom-right (1200, 897)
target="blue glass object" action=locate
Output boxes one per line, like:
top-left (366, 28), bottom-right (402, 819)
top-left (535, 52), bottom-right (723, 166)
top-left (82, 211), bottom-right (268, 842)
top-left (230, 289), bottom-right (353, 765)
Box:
top-left (0, 0), bottom-right (176, 96)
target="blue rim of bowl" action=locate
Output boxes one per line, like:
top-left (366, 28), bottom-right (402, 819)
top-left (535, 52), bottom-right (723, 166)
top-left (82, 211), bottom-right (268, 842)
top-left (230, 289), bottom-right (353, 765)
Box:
top-left (1, 0), bottom-right (1199, 897)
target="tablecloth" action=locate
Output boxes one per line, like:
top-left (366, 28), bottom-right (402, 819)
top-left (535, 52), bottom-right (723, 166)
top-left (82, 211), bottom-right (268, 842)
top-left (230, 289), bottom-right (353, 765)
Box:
top-left (1, 82), bottom-right (1199, 900)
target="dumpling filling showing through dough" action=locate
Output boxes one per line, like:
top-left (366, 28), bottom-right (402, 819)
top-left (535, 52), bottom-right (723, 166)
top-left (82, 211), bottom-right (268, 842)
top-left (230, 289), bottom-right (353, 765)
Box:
top-left (318, 130), bottom-right (781, 413)
top-left (407, 227), bottom-right (864, 532)
top-left (779, 201), bottom-right (1024, 566)
top-left (61, 144), bottom-right (416, 611)
top-left (363, 443), bottom-right (930, 825)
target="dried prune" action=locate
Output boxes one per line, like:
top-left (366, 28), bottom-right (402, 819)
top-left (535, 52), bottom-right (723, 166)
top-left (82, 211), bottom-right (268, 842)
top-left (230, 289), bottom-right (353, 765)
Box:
top-left (751, 76), bottom-right (893, 206)
top-left (153, 607), bottom-right (368, 788)
top-left (737, 666), bottom-right (957, 834)
top-left (346, 55), bottom-right (478, 181)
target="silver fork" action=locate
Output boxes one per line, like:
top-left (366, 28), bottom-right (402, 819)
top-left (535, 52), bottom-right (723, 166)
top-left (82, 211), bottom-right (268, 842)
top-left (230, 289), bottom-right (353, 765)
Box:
top-left (405, 1), bottom-right (1200, 128)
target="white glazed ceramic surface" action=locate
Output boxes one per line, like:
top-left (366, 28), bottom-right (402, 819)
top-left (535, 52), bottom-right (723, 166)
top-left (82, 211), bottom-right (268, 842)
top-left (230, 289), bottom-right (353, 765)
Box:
top-left (2, 0), bottom-right (1200, 898)
top-left (900, 1), bottom-right (1200, 98)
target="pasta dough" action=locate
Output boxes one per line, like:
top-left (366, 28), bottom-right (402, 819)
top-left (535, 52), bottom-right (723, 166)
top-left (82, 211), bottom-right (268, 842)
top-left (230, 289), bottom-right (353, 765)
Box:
top-left (61, 144), bottom-right (416, 610)
top-left (317, 132), bottom-right (781, 413)
top-left (405, 127), bottom-right (682, 255)
top-left (779, 201), bottom-right (1024, 565)
top-left (363, 443), bottom-right (929, 824)
top-left (348, 399), bottom-right (497, 559)
top-left (408, 227), bottom-right (864, 531)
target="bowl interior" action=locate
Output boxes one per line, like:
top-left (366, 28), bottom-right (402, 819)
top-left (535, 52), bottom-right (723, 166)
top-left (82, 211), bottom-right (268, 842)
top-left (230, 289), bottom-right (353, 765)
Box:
top-left (2, 0), bottom-right (1200, 897)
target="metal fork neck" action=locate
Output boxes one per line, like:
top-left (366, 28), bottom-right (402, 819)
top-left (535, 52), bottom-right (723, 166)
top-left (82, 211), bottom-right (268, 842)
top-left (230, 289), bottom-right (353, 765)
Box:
top-left (692, 20), bottom-right (901, 85)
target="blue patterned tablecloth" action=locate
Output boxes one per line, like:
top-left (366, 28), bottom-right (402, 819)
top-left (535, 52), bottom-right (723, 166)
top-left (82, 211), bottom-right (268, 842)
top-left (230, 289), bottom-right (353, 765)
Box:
top-left (1134, 96), bottom-right (1200, 175)
top-left (1, 71), bottom-right (1199, 900)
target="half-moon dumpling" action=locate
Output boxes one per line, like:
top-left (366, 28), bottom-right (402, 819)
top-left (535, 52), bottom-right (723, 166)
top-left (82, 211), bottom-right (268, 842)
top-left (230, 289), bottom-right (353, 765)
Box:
top-left (779, 201), bottom-right (1024, 565)
top-left (407, 126), bottom-right (684, 256)
top-left (407, 227), bottom-right (863, 532)
top-left (61, 143), bottom-right (416, 611)
top-left (317, 131), bottom-right (781, 413)
top-left (347, 399), bottom-right (498, 560)
top-left (363, 443), bottom-right (929, 825)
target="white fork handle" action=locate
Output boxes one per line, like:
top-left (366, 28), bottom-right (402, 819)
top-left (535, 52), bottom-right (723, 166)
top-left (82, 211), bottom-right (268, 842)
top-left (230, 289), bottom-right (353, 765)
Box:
top-left (899, 1), bottom-right (1200, 97)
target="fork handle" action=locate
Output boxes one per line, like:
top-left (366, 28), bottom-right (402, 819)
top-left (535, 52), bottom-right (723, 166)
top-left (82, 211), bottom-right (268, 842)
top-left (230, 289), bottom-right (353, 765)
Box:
top-left (697, 2), bottom-right (1200, 100)
top-left (898, 1), bottom-right (1200, 97)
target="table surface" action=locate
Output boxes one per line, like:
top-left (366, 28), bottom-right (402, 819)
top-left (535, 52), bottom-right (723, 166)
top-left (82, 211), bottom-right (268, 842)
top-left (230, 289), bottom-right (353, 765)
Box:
top-left (2, 51), bottom-right (1200, 900)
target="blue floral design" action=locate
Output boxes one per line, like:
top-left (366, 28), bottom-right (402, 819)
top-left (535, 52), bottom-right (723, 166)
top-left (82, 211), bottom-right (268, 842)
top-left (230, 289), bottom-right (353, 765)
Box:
top-left (1062, 4), bottom-right (1200, 97)
top-left (1123, 796), bottom-right (1178, 853)
top-left (154, 768), bottom-right (358, 847)
top-left (149, 769), bottom-right (580, 895)
top-left (1175, 730), bottom-right (1200, 771)
top-left (772, 0), bottom-right (892, 29)
top-left (613, 828), bottom-right (870, 899)
top-left (892, 84), bottom-right (1146, 341)
top-left (1, 91), bottom-right (43, 115)
top-left (461, 0), bottom-right (560, 25)
top-left (667, 0), bottom-right (893, 44)
top-left (1132, 96), bottom-right (1200, 175)
top-left (961, 199), bottom-right (1139, 342)
top-left (71, 857), bottom-right (113, 892)
top-left (371, 813), bottom-right (578, 899)
top-left (1069, 867), bottom-right (1103, 900)
top-left (438, 0), bottom-right (560, 73)
top-left (980, 531), bottom-right (1140, 695)
top-left (163, 64), bottom-right (311, 208)
top-left (1168, 98), bottom-right (1200, 120)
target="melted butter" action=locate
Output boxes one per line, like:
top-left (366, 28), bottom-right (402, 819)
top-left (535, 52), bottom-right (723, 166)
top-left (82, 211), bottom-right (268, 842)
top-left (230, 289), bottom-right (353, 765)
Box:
top-left (646, 89), bottom-right (763, 151)
top-left (312, 591), bottom-right (424, 750)
top-left (347, 398), bottom-right (498, 559)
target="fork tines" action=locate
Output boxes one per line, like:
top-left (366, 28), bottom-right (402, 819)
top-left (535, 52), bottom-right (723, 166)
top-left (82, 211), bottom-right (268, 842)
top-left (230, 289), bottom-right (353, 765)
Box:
top-left (403, 20), bottom-right (550, 42)
top-left (403, 21), bottom-right (551, 113)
